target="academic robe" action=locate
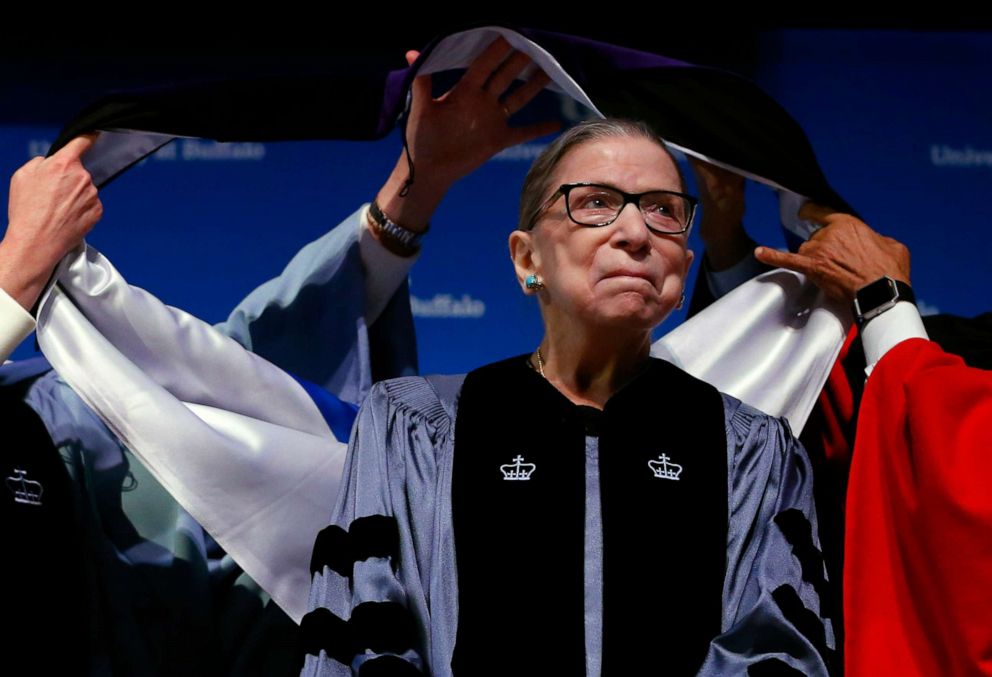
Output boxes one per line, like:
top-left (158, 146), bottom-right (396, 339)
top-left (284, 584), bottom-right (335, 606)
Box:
top-left (844, 338), bottom-right (992, 677)
top-left (302, 358), bottom-right (836, 676)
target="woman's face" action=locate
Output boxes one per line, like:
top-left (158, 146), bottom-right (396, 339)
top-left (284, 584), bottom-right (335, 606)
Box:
top-left (516, 136), bottom-right (694, 334)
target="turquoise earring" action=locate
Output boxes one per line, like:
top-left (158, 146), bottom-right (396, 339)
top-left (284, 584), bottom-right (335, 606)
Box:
top-left (525, 274), bottom-right (545, 291)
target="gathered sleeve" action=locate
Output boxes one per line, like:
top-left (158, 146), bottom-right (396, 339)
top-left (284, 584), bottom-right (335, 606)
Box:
top-left (301, 376), bottom-right (457, 676)
top-left (697, 396), bottom-right (835, 676)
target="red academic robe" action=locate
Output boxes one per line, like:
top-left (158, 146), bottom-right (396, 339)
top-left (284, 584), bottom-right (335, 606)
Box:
top-left (844, 338), bottom-right (992, 676)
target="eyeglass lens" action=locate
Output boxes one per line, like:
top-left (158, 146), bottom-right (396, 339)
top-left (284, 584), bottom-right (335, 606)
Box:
top-left (566, 185), bottom-right (690, 232)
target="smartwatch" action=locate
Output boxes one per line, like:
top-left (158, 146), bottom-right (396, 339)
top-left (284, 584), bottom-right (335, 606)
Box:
top-left (853, 276), bottom-right (916, 326)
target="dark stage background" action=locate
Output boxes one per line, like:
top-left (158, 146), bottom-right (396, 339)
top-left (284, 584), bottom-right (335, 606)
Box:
top-left (2, 23), bottom-right (989, 373)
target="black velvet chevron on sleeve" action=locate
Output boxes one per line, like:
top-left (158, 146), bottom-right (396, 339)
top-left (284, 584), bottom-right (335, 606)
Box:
top-left (310, 515), bottom-right (400, 579)
top-left (775, 509), bottom-right (831, 613)
top-left (303, 514), bottom-right (417, 669)
top-left (771, 585), bottom-right (833, 667)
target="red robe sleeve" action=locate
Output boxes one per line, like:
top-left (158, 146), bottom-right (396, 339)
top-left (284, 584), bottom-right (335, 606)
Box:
top-left (845, 338), bottom-right (992, 676)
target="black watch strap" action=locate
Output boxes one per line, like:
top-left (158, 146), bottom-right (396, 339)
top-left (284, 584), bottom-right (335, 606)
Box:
top-left (853, 276), bottom-right (916, 325)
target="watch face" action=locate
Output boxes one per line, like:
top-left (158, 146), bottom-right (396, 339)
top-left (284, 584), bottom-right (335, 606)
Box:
top-left (857, 277), bottom-right (898, 317)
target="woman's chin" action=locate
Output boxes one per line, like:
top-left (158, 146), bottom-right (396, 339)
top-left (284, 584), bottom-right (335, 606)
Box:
top-left (586, 295), bottom-right (672, 333)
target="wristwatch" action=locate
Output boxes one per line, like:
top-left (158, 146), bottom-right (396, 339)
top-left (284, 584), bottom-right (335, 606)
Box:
top-left (853, 276), bottom-right (916, 325)
top-left (368, 200), bottom-right (427, 256)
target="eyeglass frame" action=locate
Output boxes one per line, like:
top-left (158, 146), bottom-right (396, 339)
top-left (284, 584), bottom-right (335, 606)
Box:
top-left (525, 182), bottom-right (699, 235)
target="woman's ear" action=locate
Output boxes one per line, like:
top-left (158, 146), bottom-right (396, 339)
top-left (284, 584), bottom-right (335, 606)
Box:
top-left (684, 248), bottom-right (695, 278)
top-left (509, 230), bottom-right (539, 294)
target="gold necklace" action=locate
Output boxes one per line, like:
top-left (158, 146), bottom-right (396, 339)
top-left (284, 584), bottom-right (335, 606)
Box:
top-left (534, 347), bottom-right (546, 378)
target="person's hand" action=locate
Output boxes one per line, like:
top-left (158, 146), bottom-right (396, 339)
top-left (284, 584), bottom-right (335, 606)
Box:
top-left (0, 134), bottom-right (102, 310)
top-left (374, 38), bottom-right (559, 235)
top-left (688, 158), bottom-right (751, 271)
top-left (403, 37), bottom-right (558, 189)
top-left (754, 202), bottom-right (911, 302)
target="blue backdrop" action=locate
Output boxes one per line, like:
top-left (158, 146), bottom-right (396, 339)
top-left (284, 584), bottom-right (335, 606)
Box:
top-left (3, 30), bottom-right (990, 373)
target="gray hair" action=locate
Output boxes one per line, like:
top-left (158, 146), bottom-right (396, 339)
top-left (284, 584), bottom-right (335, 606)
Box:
top-left (517, 119), bottom-right (685, 231)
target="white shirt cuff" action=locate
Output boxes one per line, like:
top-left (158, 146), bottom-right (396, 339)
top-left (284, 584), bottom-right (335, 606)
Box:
top-left (0, 287), bottom-right (37, 362)
top-left (862, 301), bottom-right (929, 376)
top-left (358, 204), bottom-right (419, 325)
top-left (705, 254), bottom-right (766, 299)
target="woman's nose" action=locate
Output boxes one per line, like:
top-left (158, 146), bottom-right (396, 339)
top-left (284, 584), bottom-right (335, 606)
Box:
top-left (610, 202), bottom-right (651, 251)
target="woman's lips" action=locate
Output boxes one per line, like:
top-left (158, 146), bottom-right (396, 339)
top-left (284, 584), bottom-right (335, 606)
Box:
top-left (602, 269), bottom-right (654, 283)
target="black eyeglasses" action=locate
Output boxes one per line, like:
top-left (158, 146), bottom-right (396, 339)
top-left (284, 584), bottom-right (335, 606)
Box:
top-left (527, 182), bottom-right (698, 234)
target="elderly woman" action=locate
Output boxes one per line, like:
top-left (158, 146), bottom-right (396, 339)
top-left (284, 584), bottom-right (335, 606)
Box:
top-left (302, 119), bottom-right (833, 676)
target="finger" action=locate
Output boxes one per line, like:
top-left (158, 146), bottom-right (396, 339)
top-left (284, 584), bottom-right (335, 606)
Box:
top-left (797, 201), bottom-right (838, 226)
top-left (688, 157), bottom-right (723, 180)
top-left (459, 37), bottom-right (513, 90)
top-left (506, 120), bottom-right (561, 148)
top-left (706, 162), bottom-right (743, 187)
top-left (403, 48), bottom-right (432, 105)
top-left (804, 213), bottom-right (872, 247)
top-left (409, 69), bottom-right (433, 108)
top-left (754, 246), bottom-right (818, 275)
top-left (501, 70), bottom-right (551, 116)
top-left (687, 156), bottom-right (709, 181)
top-left (485, 50), bottom-right (532, 98)
top-left (85, 197), bottom-right (105, 227)
top-left (55, 133), bottom-right (99, 161)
